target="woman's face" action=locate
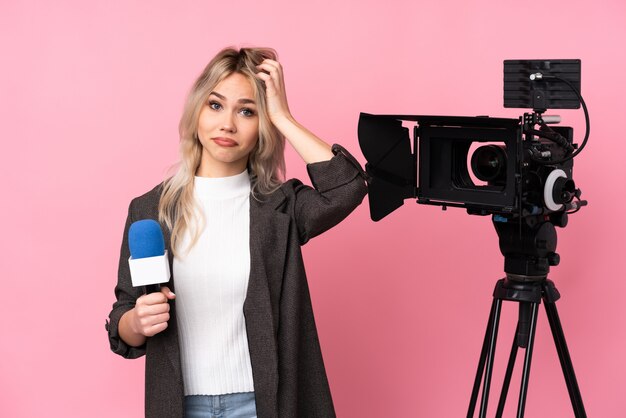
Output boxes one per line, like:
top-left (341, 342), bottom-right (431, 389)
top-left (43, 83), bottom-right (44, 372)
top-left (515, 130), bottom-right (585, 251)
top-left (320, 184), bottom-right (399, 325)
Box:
top-left (196, 72), bottom-right (260, 177)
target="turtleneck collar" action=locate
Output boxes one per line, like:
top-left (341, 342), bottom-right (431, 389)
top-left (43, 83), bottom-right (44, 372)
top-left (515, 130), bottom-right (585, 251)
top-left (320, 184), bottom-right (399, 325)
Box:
top-left (194, 170), bottom-right (251, 200)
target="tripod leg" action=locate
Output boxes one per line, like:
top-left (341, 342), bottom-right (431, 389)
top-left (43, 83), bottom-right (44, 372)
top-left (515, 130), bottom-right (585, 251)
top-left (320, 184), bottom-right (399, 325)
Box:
top-left (544, 300), bottom-right (587, 417)
top-left (478, 298), bottom-right (503, 418)
top-left (495, 324), bottom-right (520, 418)
top-left (468, 299), bottom-right (498, 418)
top-left (516, 302), bottom-right (539, 418)
top-left (497, 300), bottom-right (533, 417)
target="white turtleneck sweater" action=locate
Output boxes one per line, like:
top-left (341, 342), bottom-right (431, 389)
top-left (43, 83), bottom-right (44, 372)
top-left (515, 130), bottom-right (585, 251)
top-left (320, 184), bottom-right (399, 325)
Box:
top-left (173, 170), bottom-right (254, 396)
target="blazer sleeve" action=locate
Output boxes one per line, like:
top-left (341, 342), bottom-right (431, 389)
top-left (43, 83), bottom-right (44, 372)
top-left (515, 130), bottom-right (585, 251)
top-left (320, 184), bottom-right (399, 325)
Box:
top-left (292, 144), bottom-right (368, 245)
top-left (105, 199), bottom-right (147, 359)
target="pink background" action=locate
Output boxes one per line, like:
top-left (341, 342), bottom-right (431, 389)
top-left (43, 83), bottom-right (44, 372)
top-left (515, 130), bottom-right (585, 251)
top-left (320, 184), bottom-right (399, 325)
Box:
top-left (2, 0), bottom-right (625, 416)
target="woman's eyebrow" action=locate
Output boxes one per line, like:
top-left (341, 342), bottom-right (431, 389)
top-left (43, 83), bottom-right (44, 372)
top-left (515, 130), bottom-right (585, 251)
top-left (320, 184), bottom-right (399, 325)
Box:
top-left (210, 91), bottom-right (256, 105)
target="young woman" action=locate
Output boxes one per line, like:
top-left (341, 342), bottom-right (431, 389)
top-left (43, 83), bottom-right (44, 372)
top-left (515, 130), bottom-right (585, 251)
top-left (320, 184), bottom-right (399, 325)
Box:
top-left (106, 47), bottom-right (368, 418)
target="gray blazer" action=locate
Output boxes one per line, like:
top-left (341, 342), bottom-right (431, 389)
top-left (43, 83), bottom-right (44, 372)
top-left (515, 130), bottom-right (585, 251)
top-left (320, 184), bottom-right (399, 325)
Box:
top-left (106, 146), bottom-right (368, 418)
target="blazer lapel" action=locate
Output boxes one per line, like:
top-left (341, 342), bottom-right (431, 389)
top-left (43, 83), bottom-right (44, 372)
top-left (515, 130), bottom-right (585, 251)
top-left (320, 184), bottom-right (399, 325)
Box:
top-left (245, 191), bottom-right (290, 417)
top-left (160, 221), bottom-right (183, 375)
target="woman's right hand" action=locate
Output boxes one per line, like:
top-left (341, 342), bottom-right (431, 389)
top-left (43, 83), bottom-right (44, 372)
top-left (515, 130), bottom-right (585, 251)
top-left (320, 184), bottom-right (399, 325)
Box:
top-left (131, 286), bottom-right (176, 336)
top-left (119, 287), bottom-right (176, 346)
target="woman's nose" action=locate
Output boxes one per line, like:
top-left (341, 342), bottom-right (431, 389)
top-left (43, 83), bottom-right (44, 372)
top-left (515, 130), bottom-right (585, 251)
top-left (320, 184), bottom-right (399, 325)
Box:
top-left (220, 112), bottom-right (237, 133)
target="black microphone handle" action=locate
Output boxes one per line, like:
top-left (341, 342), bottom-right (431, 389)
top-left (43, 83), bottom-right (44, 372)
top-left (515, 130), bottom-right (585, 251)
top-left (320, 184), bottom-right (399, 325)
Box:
top-left (145, 284), bottom-right (162, 295)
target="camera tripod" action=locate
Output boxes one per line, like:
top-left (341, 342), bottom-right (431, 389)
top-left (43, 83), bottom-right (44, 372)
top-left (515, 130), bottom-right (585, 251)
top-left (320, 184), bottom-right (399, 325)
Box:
top-left (467, 217), bottom-right (587, 418)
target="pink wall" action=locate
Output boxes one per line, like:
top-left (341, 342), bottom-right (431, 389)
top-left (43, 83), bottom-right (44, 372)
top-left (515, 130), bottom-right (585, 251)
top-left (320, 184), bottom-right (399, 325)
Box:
top-left (2, 0), bottom-right (624, 416)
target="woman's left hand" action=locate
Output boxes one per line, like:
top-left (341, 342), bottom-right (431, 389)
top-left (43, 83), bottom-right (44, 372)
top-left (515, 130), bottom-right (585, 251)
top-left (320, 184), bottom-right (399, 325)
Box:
top-left (256, 58), bottom-right (333, 163)
top-left (255, 59), bottom-right (293, 126)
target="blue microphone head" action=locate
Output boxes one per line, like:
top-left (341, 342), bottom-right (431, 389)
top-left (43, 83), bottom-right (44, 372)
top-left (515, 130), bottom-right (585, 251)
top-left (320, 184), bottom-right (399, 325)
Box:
top-left (128, 219), bottom-right (166, 259)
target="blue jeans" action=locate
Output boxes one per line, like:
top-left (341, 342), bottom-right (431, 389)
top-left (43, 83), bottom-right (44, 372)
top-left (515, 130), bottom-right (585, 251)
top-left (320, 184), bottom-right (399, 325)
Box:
top-left (184, 392), bottom-right (257, 418)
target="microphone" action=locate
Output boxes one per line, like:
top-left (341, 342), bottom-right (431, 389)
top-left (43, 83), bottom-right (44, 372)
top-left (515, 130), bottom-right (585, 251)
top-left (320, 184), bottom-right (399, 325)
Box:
top-left (128, 219), bottom-right (171, 293)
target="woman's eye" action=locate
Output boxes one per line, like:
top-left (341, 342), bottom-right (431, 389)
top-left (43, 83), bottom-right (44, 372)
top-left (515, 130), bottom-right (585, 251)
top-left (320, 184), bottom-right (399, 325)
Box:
top-left (240, 108), bottom-right (256, 117)
top-left (209, 101), bottom-right (221, 110)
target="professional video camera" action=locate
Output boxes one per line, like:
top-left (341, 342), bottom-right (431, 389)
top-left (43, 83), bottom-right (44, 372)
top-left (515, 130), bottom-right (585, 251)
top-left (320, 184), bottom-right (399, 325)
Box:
top-left (358, 59), bottom-right (590, 417)
top-left (359, 59), bottom-right (587, 218)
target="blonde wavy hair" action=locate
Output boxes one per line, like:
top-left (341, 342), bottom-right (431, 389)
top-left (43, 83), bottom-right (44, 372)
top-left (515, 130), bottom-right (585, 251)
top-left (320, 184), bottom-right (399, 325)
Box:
top-left (159, 47), bottom-right (286, 257)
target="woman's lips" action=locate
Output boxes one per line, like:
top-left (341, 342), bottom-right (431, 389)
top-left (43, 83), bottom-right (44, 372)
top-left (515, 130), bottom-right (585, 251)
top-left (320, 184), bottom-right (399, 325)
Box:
top-left (212, 137), bottom-right (238, 147)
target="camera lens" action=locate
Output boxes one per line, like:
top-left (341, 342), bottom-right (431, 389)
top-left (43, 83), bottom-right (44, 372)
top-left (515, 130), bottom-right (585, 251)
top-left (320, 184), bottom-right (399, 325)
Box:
top-left (471, 145), bottom-right (507, 183)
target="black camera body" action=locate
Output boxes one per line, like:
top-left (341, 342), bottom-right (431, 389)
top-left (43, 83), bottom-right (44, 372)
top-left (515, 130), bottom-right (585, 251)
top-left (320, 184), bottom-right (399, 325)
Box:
top-left (358, 59), bottom-right (585, 223)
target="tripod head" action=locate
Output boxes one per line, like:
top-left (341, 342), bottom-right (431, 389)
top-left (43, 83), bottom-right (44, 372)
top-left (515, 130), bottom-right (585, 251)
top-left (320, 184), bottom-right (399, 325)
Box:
top-left (493, 213), bottom-right (568, 281)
